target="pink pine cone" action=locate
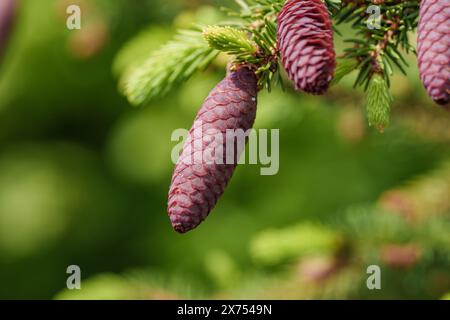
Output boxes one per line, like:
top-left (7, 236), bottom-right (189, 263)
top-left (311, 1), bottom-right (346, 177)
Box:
top-left (0, 0), bottom-right (17, 57)
top-left (168, 67), bottom-right (258, 233)
top-left (417, 0), bottom-right (450, 105)
top-left (277, 0), bottom-right (336, 95)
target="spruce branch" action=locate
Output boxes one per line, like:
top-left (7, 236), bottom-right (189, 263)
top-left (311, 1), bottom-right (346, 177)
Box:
top-left (232, 0), bottom-right (285, 21)
top-left (118, 0), bottom-right (426, 135)
top-left (223, 1), bottom-right (281, 90)
top-left (336, 0), bottom-right (419, 88)
top-left (333, 0), bottom-right (420, 129)
top-left (121, 0), bottom-right (284, 106)
top-left (325, 0), bottom-right (343, 14)
top-left (122, 28), bottom-right (218, 106)
top-left (332, 58), bottom-right (359, 85)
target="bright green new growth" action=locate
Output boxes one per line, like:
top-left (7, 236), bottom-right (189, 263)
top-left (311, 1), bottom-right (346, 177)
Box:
top-left (366, 73), bottom-right (393, 132)
top-left (203, 26), bottom-right (257, 60)
top-left (123, 29), bottom-right (218, 106)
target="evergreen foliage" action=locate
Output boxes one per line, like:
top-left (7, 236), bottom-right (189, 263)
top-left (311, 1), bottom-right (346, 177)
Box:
top-left (123, 28), bottom-right (218, 106)
top-left (120, 0), bottom-right (428, 131)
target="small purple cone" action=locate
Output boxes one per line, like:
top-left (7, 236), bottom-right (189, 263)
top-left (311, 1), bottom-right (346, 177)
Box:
top-left (277, 0), bottom-right (336, 95)
top-left (417, 0), bottom-right (450, 106)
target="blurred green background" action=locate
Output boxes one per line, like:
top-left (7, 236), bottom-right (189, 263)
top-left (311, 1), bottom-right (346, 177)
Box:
top-left (0, 0), bottom-right (449, 300)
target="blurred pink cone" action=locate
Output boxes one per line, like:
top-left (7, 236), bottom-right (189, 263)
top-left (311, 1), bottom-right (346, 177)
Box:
top-left (0, 0), bottom-right (17, 58)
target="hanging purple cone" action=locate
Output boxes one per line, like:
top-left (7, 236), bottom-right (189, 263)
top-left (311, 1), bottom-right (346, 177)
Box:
top-left (168, 67), bottom-right (258, 233)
